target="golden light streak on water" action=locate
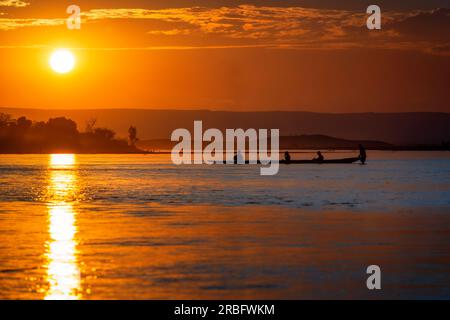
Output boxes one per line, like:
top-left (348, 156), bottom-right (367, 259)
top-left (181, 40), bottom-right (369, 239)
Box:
top-left (44, 154), bottom-right (81, 300)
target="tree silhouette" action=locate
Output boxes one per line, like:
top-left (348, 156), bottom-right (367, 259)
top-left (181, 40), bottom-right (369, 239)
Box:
top-left (0, 113), bottom-right (11, 127)
top-left (128, 125), bottom-right (138, 147)
top-left (0, 114), bottom-right (142, 153)
top-left (85, 117), bottom-right (97, 133)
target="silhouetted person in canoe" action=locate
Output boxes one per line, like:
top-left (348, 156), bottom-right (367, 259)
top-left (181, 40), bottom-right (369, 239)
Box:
top-left (314, 151), bottom-right (324, 162)
top-left (358, 144), bottom-right (367, 164)
top-left (234, 151), bottom-right (244, 164)
top-left (284, 151), bottom-right (291, 164)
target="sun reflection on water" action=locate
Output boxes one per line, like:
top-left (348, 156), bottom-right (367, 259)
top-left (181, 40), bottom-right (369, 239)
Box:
top-left (45, 154), bottom-right (81, 300)
top-left (50, 154), bottom-right (75, 167)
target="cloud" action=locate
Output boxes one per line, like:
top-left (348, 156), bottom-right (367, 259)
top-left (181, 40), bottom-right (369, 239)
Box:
top-left (381, 8), bottom-right (450, 55)
top-left (0, 17), bottom-right (64, 30)
top-left (390, 8), bottom-right (450, 40)
top-left (0, 0), bottom-right (29, 7)
top-left (0, 4), bottom-right (448, 55)
top-left (147, 28), bottom-right (191, 36)
top-left (0, 5), bottom-right (375, 36)
top-left (79, 5), bottom-right (386, 42)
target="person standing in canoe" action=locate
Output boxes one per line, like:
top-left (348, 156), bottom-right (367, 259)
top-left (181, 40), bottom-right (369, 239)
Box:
top-left (359, 144), bottom-right (367, 164)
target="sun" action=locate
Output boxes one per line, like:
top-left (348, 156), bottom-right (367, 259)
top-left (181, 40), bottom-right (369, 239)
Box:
top-left (49, 49), bottom-right (75, 74)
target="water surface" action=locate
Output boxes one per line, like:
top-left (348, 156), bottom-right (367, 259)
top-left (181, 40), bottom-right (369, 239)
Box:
top-left (0, 152), bottom-right (449, 299)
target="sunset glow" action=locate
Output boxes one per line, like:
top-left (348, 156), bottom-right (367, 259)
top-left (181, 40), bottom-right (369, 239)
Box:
top-left (0, 1), bottom-right (448, 112)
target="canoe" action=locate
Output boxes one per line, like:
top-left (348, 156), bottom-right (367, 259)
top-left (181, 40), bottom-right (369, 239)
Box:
top-left (215, 157), bottom-right (361, 164)
top-left (280, 157), bottom-right (361, 164)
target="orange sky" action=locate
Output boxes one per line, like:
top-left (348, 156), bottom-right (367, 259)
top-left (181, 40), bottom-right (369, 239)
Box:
top-left (1, 1), bottom-right (449, 112)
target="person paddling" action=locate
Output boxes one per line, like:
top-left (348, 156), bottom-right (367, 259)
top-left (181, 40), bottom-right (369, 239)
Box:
top-left (234, 151), bottom-right (244, 164)
top-left (314, 151), bottom-right (324, 162)
top-left (284, 151), bottom-right (291, 164)
top-left (358, 144), bottom-right (367, 164)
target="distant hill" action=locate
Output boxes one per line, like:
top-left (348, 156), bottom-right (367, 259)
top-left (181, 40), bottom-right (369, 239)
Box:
top-left (279, 135), bottom-right (392, 150)
top-left (1, 108), bottom-right (449, 145)
top-left (138, 135), bottom-right (392, 151)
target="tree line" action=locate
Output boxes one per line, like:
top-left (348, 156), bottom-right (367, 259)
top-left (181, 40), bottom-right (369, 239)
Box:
top-left (0, 113), bottom-right (141, 153)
